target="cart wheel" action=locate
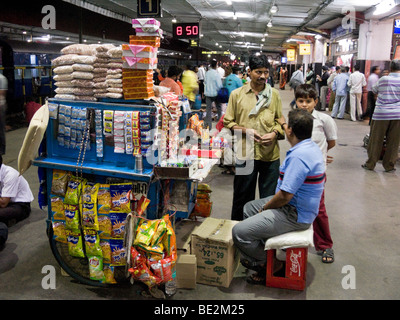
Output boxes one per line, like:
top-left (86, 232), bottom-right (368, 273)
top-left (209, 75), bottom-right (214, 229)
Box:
top-left (48, 226), bottom-right (111, 287)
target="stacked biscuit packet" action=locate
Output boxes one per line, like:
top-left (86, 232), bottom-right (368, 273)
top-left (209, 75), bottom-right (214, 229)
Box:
top-left (122, 18), bottom-right (162, 100)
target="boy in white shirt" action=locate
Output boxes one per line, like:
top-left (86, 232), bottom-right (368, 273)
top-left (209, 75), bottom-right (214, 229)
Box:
top-left (278, 84), bottom-right (337, 263)
top-left (0, 155), bottom-right (34, 227)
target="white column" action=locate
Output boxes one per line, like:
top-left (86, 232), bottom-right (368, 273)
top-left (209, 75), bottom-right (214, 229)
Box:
top-left (358, 19), bottom-right (393, 61)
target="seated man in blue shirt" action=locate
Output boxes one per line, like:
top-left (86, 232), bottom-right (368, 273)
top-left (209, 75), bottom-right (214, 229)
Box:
top-left (232, 108), bottom-right (325, 284)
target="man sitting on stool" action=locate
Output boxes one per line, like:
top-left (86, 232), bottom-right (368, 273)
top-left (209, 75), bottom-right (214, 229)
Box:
top-left (0, 155), bottom-right (34, 228)
top-left (232, 109), bottom-right (325, 284)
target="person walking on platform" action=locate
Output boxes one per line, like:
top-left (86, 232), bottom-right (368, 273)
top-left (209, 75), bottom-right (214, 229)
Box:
top-left (362, 59), bottom-right (400, 173)
top-left (204, 60), bottom-right (223, 129)
top-left (224, 54), bottom-right (284, 221)
top-left (331, 67), bottom-right (349, 119)
top-left (288, 65), bottom-right (304, 108)
top-left (347, 64), bottom-right (367, 121)
top-left (363, 66), bottom-right (381, 124)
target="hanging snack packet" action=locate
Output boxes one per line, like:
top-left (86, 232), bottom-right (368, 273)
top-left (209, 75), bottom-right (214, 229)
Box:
top-left (110, 239), bottom-right (126, 266)
top-left (81, 202), bottom-right (99, 230)
top-left (66, 229), bottom-right (85, 258)
top-left (82, 182), bottom-right (100, 204)
top-left (149, 256), bottom-right (173, 283)
top-left (98, 213), bottom-right (112, 238)
top-left (100, 239), bottom-right (112, 264)
top-left (134, 218), bottom-right (159, 246)
top-left (97, 184), bottom-right (112, 214)
top-left (51, 170), bottom-right (70, 196)
top-left (136, 195), bottom-right (151, 216)
top-left (52, 220), bottom-right (67, 243)
top-left (110, 183), bottom-right (132, 213)
top-left (110, 211), bottom-right (128, 239)
top-left (162, 215), bottom-right (176, 259)
top-left (88, 255), bottom-right (105, 281)
top-left (84, 229), bottom-right (103, 257)
top-left (64, 204), bottom-right (80, 230)
top-left (50, 195), bottom-right (65, 221)
top-left (136, 242), bottom-right (164, 261)
top-left (103, 264), bottom-right (117, 284)
top-left (150, 219), bottom-right (167, 246)
top-left (128, 258), bottom-right (160, 288)
top-left (64, 176), bottom-right (83, 205)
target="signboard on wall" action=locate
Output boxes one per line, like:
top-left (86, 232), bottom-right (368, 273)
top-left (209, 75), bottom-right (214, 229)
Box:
top-left (394, 19), bottom-right (400, 34)
top-left (299, 44), bottom-right (311, 55)
top-left (287, 49), bottom-right (295, 61)
top-left (137, 0), bottom-right (161, 17)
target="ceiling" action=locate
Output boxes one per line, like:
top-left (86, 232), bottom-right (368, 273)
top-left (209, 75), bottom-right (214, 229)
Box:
top-left (71, 0), bottom-right (398, 54)
top-left (1, 0), bottom-right (399, 57)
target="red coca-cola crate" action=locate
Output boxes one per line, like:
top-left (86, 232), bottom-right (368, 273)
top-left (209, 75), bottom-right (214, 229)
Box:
top-left (265, 247), bottom-right (308, 291)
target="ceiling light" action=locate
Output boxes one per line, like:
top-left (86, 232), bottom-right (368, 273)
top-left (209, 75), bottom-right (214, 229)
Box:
top-left (172, 17), bottom-right (177, 23)
top-left (66, 37), bottom-right (70, 40)
top-left (267, 21), bottom-right (273, 28)
top-left (264, 32), bottom-right (269, 37)
top-left (373, 0), bottom-right (395, 15)
top-left (233, 12), bottom-right (237, 20)
top-left (22, 31), bottom-right (27, 34)
top-left (315, 34), bottom-right (322, 39)
top-left (216, 42), bottom-right (219, 45)
top-left (226, 0), bottom-right (232, 5)
top-left (270, 5), bottom-right (278, 14)
top-left (261, 38), bottom-right (265, 42)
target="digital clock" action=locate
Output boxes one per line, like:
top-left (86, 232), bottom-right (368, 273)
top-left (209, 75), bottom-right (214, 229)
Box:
top-left (172, 23), bottom-right (200, 39)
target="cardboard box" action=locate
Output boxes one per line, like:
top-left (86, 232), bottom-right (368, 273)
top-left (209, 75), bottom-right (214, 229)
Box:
top-left (191, 218), bottom-right (239, 288)
top-left (176, 254), bottom-right (197, 289)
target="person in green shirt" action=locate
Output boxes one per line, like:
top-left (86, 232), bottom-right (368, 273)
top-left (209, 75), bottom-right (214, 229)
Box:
top-left (224, 54), bottom-right (284, 221)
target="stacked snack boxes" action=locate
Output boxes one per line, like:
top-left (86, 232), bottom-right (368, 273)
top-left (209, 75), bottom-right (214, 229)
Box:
top-left (122, 18), bottom-right (162, 100)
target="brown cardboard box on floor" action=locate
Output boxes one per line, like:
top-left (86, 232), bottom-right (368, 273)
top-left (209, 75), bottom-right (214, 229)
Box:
top-left (191, 217), bottom-right (239, 288)
top-left (175, 218), bottom-right (203, 254)
top-left (176, 254), bottom-right (197, 289)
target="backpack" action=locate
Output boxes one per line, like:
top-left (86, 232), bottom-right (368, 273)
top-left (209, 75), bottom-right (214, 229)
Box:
top-left (217, 87), bottom-right (229, 103)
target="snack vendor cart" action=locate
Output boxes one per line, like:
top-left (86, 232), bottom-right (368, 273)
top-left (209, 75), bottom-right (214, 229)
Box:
top-left (31, 97), bottom-right (217, 288)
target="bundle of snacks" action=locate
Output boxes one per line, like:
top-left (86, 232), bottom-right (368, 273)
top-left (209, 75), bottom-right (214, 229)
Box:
top-left (93, 44), bottom-right (114, 99)
top-left (128, 214), bottom-right (176, 288)
top-left (192, 183), bottom-right (213, 217)
top-left (106, 46), bottom-right (123, 99)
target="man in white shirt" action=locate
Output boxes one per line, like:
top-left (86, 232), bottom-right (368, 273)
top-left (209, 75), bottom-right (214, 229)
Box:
top-left (0, 155), bottom-right (34, 227)
top-left (217, 63), bottom-right (225, 80)
top-left (197, 64), bottom-right (206, 102)
top-left (347, 64), bottom-right (367, 121)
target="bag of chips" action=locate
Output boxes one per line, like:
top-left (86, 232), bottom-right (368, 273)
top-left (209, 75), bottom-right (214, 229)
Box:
top-left (134, 218), bottom-right (159, 246)
top-left (150, 219), bottom-right (167, 246)
top-left (98, 213), bottom-right (112, 238)
top-left (97, 184), bottom-right (112, 214)
top-left (51, 170), bottom-right (70, 196)
top-left (100, 239), bottom-right (112, 264)
top-left (64, 176), bottom-right (84, 205)
top-left (110, 183), bottom-right (132, 213)
top-left (88, 255), bottom-right (105, 281)
top-left (149, 256), bottom-right (173, 283)
top-left (103, 264), bottom-right (117, 284)
top-left (84, 229), bottom-right (103, 257)
top-left (110, 239), bottom-right (126, 266)
top-left (64, 204), bottom-right (80, 230)
top-left (52, 220), bottom-right (67, 243)
top-left (50, 195), bottom-right (65, 221)
top-left (66, 229), bottom-right (85, 258)
top-left (110, 211), bottom-right (128, 239)
top-left (162, 214), bottom-right (176, 260)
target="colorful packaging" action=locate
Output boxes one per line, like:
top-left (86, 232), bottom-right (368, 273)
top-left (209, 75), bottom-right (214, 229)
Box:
top-left (88, 255), bottom-right (105, 281)
top-left (134, 218), bottom-right (159, 246)
top-left (84, 229), bottom-right (103, 257)
top-left (64, 204), bottom-right (80, 230)
top-left (52, 220), bottom-right (67, 243)
top-left (110, 239), bottom-right (126, 266)
top-left (97, 184), bottom-right (112, 214)
top-left (64, 176), bottom-right (84, 205)
top-left (110, 183), bottom-right (132, 213)
top-left (103, 264), bottom-right (117, 284)
top-left (50, 195), bottom-right (65, 221)
top-left (98, 213), bottom-right (112, 238)
top-left (100, 239), bottom-right (112, 264)
top-left (110, 211), bottom-right (128, 239)
top-left (51, 170), bottom-right (70, 196)
top-left (66, 229), bottom-right (85, 258)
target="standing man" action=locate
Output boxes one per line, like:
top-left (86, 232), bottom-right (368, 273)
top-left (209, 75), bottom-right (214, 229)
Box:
top-left (0, 73), bottom-right (8, 155)
top-left (232, 109), bottom-right (325, 283)
top-left (204, 60), bottom-right (223, 129)
top-left (289, 65), bottom-right (304, 108)
top-left (327, 66), bottom-right (340, 111)
top-left (362, 59), bottom-right (400, 172)
top-left (197, 63), bottom-right (206, 102)
top-left (347, 64), bottom-right (367, 121)
top-left (224, 54), bottom-right (284, 221)
top-left (224, 66), bottom-right (243, 97)
top-left (181, 65), bottom-right (199, 108)
top-left (316, 66), bottom-right (330, 111)
top-left (363, 65), bottom-right (381, 124)
top-left (331, 67), bottom-right (349, 119)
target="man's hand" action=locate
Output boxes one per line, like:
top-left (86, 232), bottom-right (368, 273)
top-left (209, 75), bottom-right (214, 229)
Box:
top-left (327, 155), bottom-right (334, 164)
top-left (259, 132), bottom-right (276, 146)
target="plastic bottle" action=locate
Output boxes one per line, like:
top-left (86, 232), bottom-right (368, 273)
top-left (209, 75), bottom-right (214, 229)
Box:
top-left (165, 266), bottom-right (177, 296)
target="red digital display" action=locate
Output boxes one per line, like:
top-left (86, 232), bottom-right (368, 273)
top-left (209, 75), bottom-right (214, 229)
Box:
top-left (172, 23), bottom-right (200, 39)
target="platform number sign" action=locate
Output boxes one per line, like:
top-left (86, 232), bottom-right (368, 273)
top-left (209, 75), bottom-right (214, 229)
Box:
top-left (172, 23), bottom-right (200, 39)
top-left (137, 0), bottom-right (161, 17)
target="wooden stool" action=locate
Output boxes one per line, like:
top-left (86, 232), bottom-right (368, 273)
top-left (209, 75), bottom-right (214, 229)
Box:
top-left (264, 228), bottom-right (314, 291)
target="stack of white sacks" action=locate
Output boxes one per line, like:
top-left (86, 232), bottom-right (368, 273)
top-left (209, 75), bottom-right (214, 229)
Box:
top-left (106, 46), bottom-right (123, 99)
top-left (93, 44), bottom-right (115, 99)
top-left (52, 44), bottom-right (97, 101)
top-left (53, 43), bottom-right (124, 101)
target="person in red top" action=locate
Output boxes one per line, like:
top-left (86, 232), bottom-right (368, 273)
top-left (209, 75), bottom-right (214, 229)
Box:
top-left (159, 66), bottom-right (183, 95)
